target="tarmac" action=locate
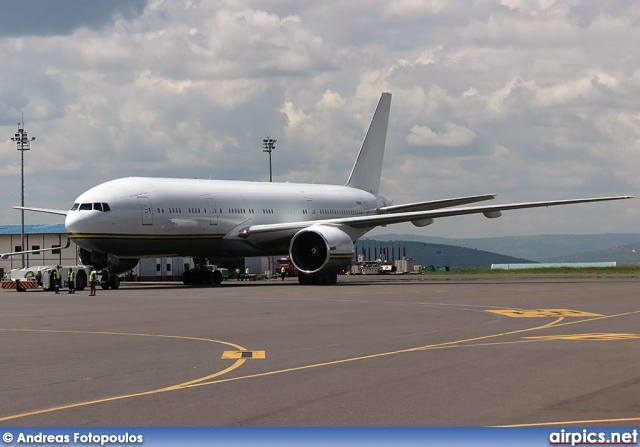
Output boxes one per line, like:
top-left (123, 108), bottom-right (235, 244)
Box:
top-left (2, 273), bottom-right (640, 427)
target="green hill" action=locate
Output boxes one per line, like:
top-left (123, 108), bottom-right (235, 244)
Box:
top-left (370, 233), bottom-right (640, 262)
top-left (357, 239), bottom-right (533, 269)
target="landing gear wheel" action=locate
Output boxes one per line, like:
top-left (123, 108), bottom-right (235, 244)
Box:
top-left (298, 273), bottom-right (310, 285)
top-left (298, 272), bottom-right (338, 285)
top-left (75, 270), bottom-right (87, 291)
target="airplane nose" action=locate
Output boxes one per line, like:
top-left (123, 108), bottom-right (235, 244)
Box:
top-left (65, 208), bottom-right (105, 254)
top-left (65, 209), bottom-right (92, 236)
top-left (64, 210), bottom-right (79, 234)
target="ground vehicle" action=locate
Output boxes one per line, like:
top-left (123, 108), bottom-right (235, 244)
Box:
top-left (1, 265), bottom-right (92, 292)
top-left (275, 257), bottom-right (298, 277)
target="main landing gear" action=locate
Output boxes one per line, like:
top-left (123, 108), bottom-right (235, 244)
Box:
top-left (182, 259), bottom-right (223, 286)
top-left (99, 271), bottom-right (121, 290)
top-left (298, 272), bottom-right (338, 285)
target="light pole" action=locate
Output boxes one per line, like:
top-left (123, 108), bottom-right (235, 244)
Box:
top-left (11, 116), bottom-right (35, 268)
top-left (262, 136), bottom-right (276, 182)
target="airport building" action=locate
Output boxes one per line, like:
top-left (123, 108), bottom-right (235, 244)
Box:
top-left (0, 225), bottom-right (75, 276)
top-left (0, 224), bottom-right (194, 280)
top-left (0, 224), bottom-right (259, 281)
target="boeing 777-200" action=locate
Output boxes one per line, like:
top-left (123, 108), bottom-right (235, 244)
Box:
top-left (12, 93), bottom-right (632, 286)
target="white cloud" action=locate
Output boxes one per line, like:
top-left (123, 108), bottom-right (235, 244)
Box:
top-left (406, 122), bottom-right (476, 147)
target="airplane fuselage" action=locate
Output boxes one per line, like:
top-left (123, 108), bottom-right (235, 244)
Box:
top-left (65, 177), bottom-right (388, 260)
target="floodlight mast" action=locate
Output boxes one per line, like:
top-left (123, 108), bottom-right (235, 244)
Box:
top-left (10, 115), bottom-right (35, 268)
top-left (262, 136), bottom-right (276, 182)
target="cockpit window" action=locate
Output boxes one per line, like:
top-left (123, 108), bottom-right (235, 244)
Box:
top-left (75, 202), bottom-right (111, 211)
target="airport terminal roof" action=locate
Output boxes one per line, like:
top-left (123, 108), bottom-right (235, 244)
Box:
top-left (0, 224), bottom-right (66, 235)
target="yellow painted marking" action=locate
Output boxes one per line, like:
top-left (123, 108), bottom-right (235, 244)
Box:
top-left (524, 333), bottom-right (640, 341)
top-left (222, 350), bottom-right (266, 359)
top-left (487, 308), bottom-right (603, 318)
top-left (500, 416), bottom-right (640, 427)
top-left (3, 308), bottom-right (640, 424)
top-left (0, 328), bottom-right (250, 422)
top-left (1, 280), bottom-right (37, 289)
top-left (182, 317), bottom-right (568, 389)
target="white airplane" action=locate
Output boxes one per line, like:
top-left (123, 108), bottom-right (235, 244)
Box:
top-left (15, 93), bottom-right (632, 287)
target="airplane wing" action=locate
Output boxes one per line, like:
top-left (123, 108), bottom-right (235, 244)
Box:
top-left (12, 206), bottom-right (68, 216)
top-left (378, 194), bottom-right (495, 213)
top-left (0, 238), bottom-right (71, 259)
top-left (239, 196), bottom-right (633, 239)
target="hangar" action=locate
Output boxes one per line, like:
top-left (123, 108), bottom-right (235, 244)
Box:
top-left (0, 224), bottom-right (74, 276)
top-left (0, 224), bottom-right (194, 281)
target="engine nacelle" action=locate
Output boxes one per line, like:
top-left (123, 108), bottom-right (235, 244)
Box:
top-left (289, 225), bottom-right (354, 276)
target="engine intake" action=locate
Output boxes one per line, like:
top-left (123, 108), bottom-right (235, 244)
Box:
top-left (289, 225), bottom-right (354, 276)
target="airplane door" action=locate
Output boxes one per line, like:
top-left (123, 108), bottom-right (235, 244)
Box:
top-left (206, 198), bottom-right (218, 225)
top-left (306, 197), bottom-right (314, 221)
top-left (138, 197), bottom-right (153, 225)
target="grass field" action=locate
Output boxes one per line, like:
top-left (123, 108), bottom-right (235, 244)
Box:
top-left (434, 266), bottom-right (640, 275)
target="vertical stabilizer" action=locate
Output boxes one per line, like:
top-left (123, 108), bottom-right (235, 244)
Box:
top-left (345, 92), bottom-right (391, 195)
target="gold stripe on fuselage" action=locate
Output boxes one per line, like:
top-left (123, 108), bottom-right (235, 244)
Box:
top-left (69, 233), bottom-right (226, 240)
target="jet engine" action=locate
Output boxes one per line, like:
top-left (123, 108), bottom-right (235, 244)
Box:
top-left (289, 225), bottom-right (354, 282)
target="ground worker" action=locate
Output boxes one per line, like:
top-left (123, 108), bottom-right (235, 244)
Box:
top-left (235, 268), bottom-right (240, 281)
top-left (89, 269), bottom-right (97, 296)
top-left (245, 266), bottom-right (250, 281)
top-left (280, 266), bottom-right (286, 281)
top-left (54, 266), bottom-right (61, 294)
top-left (67, 268), bottom-right (75, 294)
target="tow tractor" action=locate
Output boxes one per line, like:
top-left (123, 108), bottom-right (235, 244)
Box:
top-left (1, 265), bottom-right (92, 292)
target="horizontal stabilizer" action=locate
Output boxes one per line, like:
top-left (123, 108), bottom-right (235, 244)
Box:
top-left (0, 238), bottom-right (71, 259)
top-left (12, 206), bottom-right (68, 216)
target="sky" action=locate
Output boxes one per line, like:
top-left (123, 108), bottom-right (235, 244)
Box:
top-left (0, 0), bottom-right (637, 238)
